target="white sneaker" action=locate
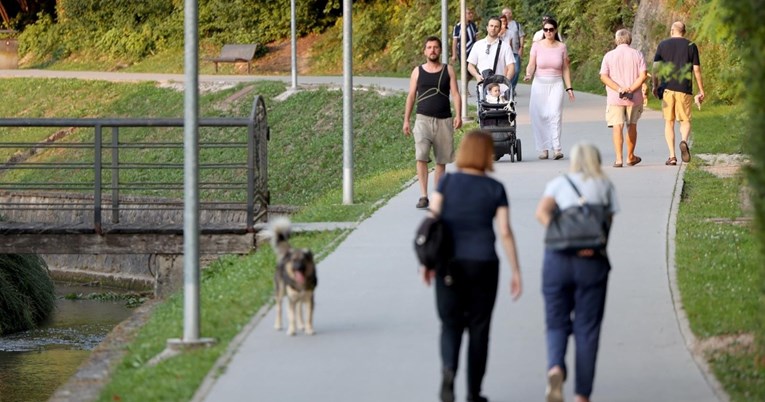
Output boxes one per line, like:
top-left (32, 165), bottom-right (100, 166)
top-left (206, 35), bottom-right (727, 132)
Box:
top-left (539, 150), bottom-right (549, 159)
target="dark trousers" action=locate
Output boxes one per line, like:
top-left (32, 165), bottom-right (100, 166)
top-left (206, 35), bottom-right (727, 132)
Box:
top-left (436, 259), bottom-right (499, 397)
top-left (542, 249), bottom-right (610, 398)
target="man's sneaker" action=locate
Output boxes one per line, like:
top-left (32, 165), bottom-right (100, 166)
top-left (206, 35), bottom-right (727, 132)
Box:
top-left (416, 197), bottom-right (429, 209)
top-left (679, 140), bottom-right (691, 162)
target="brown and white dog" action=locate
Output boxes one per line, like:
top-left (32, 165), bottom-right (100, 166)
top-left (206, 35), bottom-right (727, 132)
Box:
top-left (271, 217), bottom-right (317, 336)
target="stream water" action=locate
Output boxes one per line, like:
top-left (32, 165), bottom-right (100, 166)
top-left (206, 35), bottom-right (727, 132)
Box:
top-left (0, 284), bottom-right (134, 402)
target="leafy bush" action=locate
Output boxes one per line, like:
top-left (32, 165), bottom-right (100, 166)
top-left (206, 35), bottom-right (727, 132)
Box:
top-left (17, 0), bottom-right (341, 64)
top-left (546, 0), bottom-right (636, 93)
top-left (719, 0), bottom-right (765, 366)
top-left (0, 254), bottom-right (56, 335)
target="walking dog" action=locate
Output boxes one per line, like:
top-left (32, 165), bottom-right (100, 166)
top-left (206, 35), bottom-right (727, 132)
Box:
top-left (271, 217), bottom-right (318, 336)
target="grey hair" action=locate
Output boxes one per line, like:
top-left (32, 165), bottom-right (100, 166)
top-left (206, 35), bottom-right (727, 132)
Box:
top-left (614, 29), bottom-right (632, 45)
top-left (569, 142), bottom-right (606, 180)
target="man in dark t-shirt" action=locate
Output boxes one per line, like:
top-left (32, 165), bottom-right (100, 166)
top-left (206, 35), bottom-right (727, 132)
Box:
top-left (652, 21), bottom-right (706, 165)
top-left (403, 36), bottom-right (462, 209)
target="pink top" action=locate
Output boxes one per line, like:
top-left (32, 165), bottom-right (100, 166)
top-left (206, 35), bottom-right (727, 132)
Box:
top-left (530, 42), bottom-right (567, 77)
top-left (599, 44), bottom-right (647, 105)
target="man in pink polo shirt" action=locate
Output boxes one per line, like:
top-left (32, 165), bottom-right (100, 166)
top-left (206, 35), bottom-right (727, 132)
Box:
top-left (599, 29), bottom-right (647, 167)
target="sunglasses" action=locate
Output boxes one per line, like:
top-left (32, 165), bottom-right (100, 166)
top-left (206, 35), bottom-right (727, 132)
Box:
top-left (543, 27), bottom-right (555, 32)
top-left (485, 43), bottom-right (491, 54)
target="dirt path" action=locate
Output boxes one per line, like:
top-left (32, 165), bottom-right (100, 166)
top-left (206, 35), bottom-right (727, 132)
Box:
top-left (247, 33), bottom-right (321, 75)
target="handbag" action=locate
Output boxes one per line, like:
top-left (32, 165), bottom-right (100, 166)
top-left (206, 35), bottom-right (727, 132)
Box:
top-left (544, 175), bottom-right (612, 251)
top-left (414, 175), bottom-right (454, 273)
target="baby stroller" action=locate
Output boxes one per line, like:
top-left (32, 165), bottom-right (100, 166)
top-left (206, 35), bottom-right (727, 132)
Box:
top-left (476, 71), bottom-right (521, 162)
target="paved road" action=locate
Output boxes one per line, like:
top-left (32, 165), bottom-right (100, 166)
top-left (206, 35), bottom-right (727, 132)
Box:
top-left (3, 71), bottom-right (724, 401)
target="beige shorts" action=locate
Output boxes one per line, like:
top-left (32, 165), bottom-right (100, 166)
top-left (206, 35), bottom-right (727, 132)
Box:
top-left (606, 104), bottom-right (643, 127)
top-left (662, 89), bottom-right (692, 122)
top-left (413, 114), bottom-right (455, 164)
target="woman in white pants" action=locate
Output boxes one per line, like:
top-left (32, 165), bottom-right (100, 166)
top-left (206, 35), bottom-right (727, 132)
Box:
top-left (524, 18), bottom-right (574, 160)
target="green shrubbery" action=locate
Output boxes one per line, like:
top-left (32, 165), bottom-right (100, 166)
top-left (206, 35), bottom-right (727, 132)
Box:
top-left (719, 0), bottom-right (765, 367)
top-left (18, 0), bottom-right (341, 64)
top-left (0, 254), bottom-right (56, 335)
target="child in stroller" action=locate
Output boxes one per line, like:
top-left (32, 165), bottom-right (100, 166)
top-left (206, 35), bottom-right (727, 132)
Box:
top-left (485, 83), bottom-right (509, 104)
top-left (476, 71), bottom-right (522, 162)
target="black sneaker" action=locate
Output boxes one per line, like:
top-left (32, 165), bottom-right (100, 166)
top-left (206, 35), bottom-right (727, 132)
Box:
top-left (440, 368), bottom-right (455, 402)
top-left (416, 197), bottom-right (429, 209)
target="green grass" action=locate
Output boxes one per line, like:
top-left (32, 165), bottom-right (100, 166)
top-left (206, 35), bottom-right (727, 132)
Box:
top-left (97, 231), bottom-right (341, 402)
top-left (674, 104), bottom-right (765, 400)
top-left (0, 254), bottom-right (55, 335)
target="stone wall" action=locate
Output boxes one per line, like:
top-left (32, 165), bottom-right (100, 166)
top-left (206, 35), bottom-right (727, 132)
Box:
top-left (1, 191), bottom-right (252, 292)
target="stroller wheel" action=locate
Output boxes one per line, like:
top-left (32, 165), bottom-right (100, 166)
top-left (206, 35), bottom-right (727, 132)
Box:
top-left (515, 138), bottom-right (522, 162)
top-left (509, 144), bottom-right (516, 163)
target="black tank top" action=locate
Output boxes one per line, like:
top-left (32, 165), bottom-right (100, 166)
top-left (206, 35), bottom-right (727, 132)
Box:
top-left (416, 64), bottom-right (452, 119)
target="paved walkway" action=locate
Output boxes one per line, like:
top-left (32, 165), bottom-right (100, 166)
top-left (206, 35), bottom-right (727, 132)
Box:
top-left (195, 84), bottom-right (722, 401)
top-left (3, 70), bottom-right (724, 401)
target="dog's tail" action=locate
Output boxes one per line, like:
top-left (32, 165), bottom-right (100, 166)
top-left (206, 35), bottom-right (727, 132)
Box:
top-left (270, 216), bottom-right (292, 257)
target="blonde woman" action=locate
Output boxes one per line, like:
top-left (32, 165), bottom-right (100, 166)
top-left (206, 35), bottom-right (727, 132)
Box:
top-left (535, 143), bottom-right (619, 402)
top-left (422, 129), bottom-right (522, 402)
top-left (524, 18), bottom-right (574, 160)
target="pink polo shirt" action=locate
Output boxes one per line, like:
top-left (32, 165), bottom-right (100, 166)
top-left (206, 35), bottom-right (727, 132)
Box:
top-left (530, 42), bottom-right (568, 77)
top-left (599, 44), bottom-right (647, 106)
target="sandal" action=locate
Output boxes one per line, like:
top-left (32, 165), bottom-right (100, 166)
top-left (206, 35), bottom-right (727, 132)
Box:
top-left (613, 162), bottom-right (623, 168)
top-left (679, 141), bottom-right (691, 162)
top-left (665, 157), bottom-right (677, 166)
top-left (627, 156), bottom-right (642, 166)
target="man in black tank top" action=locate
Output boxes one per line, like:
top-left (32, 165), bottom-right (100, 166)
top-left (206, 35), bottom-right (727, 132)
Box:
top-left (403, 36), bottom-right (462, 209)
top-left (652, 21), bottom-right (705, 165)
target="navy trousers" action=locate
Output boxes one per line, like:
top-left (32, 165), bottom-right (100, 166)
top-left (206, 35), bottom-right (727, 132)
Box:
top-left (511, 53), bottom-right (521, 90)
top-left (542, 249), bottom-right (610, 398)
top-left (436, 259), bottom-right (499, 397)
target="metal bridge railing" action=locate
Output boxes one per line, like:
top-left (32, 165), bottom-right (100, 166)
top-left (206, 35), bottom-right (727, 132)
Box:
top-left (0, 95), bottom-right (269, 234)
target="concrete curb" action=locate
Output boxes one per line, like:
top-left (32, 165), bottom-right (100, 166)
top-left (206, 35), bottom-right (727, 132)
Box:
top-left (665, 159), bottom-right (730, 402)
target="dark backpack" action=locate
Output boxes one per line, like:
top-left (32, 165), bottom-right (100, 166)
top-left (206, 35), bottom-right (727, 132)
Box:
top-left (413, 174), bottom-right (453, 269)
top-left (414, 214), bottom-right (453, 269)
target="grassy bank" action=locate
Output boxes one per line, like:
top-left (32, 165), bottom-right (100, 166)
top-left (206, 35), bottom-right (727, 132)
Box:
top-left (673, 102), bottom-right (765, 400)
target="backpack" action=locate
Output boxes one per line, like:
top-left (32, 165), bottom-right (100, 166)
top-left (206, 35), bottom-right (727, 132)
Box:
top-left (414, 215), bottom-right (453, 269)
top-left (413, 175), bottom-right (454, 270)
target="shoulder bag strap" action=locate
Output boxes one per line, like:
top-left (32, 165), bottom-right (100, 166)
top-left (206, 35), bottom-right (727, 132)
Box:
top-left (493, 40), bottom-right (502, 74)
top-left (562, 174), bottom-right (585, 205)
top-left (564, 175), bottom-right (613, 209)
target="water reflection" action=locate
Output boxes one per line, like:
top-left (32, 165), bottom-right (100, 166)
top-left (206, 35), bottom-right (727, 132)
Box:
top-left (0, 284), bottom-right (134, 402)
